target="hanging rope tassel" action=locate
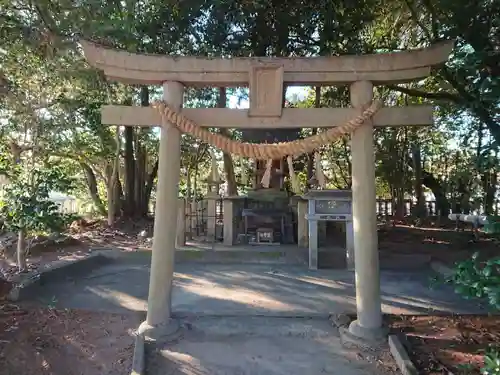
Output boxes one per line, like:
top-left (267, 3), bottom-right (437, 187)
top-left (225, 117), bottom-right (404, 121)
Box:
top-left (260, 159), bottom-right (273, 188)
top-left (314, 152), bottom-right (326, 189)
top-left (287, 155), bottom-right (300, 194)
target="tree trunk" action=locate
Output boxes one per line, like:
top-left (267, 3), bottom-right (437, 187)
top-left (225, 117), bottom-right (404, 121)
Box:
top-left (114, 173), bottom-right (123, 216)
top-left (422, 171), bottom-right (449, 216)
top-left (80, 162), bottom-right (107, 216)
top-left (143, 159), bottom-right (158, 214)
top-left (482, 170), bottom-right (497, 215)
top-left (393, 187), bottom-right (405, 219)
top-left (222, 148), bottom-right (238, 196)
top-left (456, 178), bottom-right (471, 214)
top-left (306, 129), bottom-right (318, 188)
top-left (123, 126), bottom-right (135, 215)
top-left (122, 86), bottom-right (151, 217)
top-left (411, 143), bottom-right (426, 217)
top-left (134, 143), bottom-right (147, 215)
top-left (218, 88), bottom-right (238, 196)
top-left (107, 126), bottom-right (121, 226)
top-left (17, 229), bottom-right (27, 272)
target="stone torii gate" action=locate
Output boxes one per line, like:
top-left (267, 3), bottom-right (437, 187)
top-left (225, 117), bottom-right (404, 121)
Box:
top-left (81, 40), bottom-right (453, 342)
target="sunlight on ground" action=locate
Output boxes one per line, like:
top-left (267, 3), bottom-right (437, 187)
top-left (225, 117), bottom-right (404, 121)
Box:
top-left (179, 283), bottom-right (295, 311)
top-left (266, 272), bottom-right (348, 290)
top-left (162, 351), bottom-right (204, 373)
top-left (86, 286), bottom-right (147, 311)
top-left (381, 295), bottom-right (450, 312)
top-left (174, 271), bottom-right (356, 312)
top-left (76, 268), bottom-right (454, 315)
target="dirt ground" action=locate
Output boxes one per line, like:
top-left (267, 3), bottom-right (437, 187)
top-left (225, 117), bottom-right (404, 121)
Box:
top-left (0, 220), bottom-right (145, 375)
top-left (2, 218), bottom-right (498, 280)
top-left (0, 218), bottom-right (149, 282)
top-left (0, 302), bottom-right (139, 375)
top-left (0, 218), bottom-right (498, 374)
top-left (378, 220), bottom-right (500, 266)
top-left (386, 314), bottom-right (500, 375)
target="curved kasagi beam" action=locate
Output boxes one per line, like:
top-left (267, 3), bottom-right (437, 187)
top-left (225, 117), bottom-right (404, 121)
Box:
top-left (80, 40), bottom-right (454, 86)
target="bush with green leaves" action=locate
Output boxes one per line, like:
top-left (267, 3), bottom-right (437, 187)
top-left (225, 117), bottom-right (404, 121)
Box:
top-left (0, 165), bottom-right (76, 235)
top-left (482, 346), bottom-right (500, 375)
top-left (443, 252), bottom-right (500, 310)
top-left (440, 253), bottom-right (500, 374)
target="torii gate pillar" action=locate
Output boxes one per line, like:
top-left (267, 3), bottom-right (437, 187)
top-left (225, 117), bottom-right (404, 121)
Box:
top-left (347, 81), bottom-right (385, 341)
top-left (138, 81), bottom-right (183, 339)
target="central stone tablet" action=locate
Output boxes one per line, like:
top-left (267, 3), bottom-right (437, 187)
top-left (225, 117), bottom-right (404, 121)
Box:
top-left (248, 64), bottom-right (284, 118)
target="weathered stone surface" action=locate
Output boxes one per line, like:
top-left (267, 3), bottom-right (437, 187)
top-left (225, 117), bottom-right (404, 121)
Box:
top-left (82, 40), bottom-right (454, 85)
top-left (248, 64), bottom-right (284, 118)
top-left (330, 313), bottom-right (353, 328)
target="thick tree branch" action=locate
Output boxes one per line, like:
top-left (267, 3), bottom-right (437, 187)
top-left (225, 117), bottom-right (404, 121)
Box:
top-left (80, 162), bottom-right (107, 216)
top-left (387, 84), bottom-right (462, 103)
top-left (403, 0), bottom-right (435, 42)
top-left (440, 68), bottom-right (500, 144)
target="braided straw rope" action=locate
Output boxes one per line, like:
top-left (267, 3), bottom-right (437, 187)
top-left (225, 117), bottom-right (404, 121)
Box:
top-left (153, 100), bottom-right (382, 160)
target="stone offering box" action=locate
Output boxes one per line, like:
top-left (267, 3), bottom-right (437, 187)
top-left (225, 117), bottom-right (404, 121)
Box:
top-left (302, 190), bottom-right (354, 269)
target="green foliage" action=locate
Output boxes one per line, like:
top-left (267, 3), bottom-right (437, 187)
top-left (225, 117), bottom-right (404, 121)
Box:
top-left (482, 346), bottom-right (500, 375)
top-left (444, 252), bottom-right (500, 309)
top-left (440, 252), bottom-right (500, 374)
top-left (0, 166), bottom-right (75, 234)
top-left (0, 0), bottom-right (498, 218)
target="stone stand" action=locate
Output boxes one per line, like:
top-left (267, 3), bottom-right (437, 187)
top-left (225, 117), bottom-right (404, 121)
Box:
top-left (297, 199), bottom-right (308, 248)
top-left (307, 215), bottom-right (318, 270)
top-left (304, 194), bottom-right (321, 270)
top-left (223, 199), bottom-right (234, 245)
top-left (206, 182), bottom-right (220, 241)
top-left (347, 80), bottom-right (385, 343)
top-left (139, 81), bottom-right (184, 341)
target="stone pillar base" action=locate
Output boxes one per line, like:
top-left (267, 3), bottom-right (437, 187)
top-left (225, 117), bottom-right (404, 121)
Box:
top-left (339, 320), bottom-right (388, 349)
top-left (137, 319), bottom-right (182, 343)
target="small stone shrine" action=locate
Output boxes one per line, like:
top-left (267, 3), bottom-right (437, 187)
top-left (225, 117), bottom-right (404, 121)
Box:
top-left (302, 190), bottom-right (353, 270)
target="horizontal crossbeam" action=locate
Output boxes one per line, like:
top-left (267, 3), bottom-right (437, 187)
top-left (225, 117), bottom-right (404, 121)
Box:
top-left (82, 41), bottom-right (454, 86)
top-left (101, 106), bottom-right (433, 129)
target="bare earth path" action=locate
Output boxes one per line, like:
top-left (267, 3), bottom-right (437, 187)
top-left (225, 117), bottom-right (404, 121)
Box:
top-left (17, 252), bottom-right (488, 375)
top-left (146, 316), bottom-right (396, 375)
top-left (31, 252), bottom-right (485, 316)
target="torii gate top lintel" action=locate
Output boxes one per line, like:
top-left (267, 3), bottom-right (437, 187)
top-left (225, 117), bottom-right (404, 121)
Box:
top-left (81, 40), bottom-right (454, 130)
top-left (81, 40), bottom-right (453, 86)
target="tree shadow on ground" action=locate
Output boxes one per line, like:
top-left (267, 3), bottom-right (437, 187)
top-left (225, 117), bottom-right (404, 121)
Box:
top-left (33, 261), bottom-right (489, 317)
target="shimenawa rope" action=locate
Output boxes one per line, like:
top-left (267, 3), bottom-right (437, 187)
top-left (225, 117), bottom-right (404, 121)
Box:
top-left (152, 100), bottom-right (382, 161)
